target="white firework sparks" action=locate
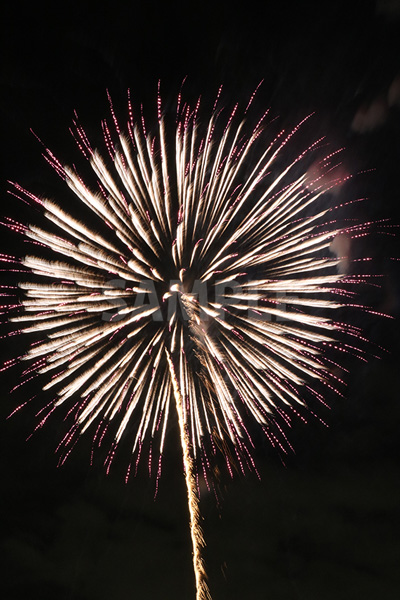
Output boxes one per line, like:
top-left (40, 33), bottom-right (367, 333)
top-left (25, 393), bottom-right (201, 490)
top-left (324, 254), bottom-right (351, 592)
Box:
top-left (3, 85), bottom-right (381, 599)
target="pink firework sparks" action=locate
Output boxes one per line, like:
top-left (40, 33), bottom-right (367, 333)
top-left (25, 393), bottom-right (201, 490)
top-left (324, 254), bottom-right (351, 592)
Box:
top-left (1, 85), bottom-right (390, 600)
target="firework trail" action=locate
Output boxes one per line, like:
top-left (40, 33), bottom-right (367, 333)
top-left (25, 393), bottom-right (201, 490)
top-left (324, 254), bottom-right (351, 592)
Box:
top-left (2, 84), bottom-right (382, 599)
top-left (166, 348), bottom-right (210, 599)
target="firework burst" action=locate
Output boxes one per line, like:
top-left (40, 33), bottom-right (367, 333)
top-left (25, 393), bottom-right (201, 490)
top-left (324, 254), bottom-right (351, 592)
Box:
top-left (2, 84), bottom-right (382, 599)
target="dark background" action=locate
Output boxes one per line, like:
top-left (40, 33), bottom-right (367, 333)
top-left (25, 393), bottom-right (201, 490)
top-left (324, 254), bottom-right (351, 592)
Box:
top-left (1, 1), bottom-right (400, 599)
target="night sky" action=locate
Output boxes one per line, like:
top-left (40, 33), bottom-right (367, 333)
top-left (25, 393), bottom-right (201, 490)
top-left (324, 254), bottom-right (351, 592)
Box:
top-left (1, 1), bottom-right (400, 599)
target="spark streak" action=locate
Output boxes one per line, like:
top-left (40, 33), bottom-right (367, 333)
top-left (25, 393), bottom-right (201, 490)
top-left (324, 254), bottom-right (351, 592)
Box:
top-left (166, 349), bottom-right (211, 600)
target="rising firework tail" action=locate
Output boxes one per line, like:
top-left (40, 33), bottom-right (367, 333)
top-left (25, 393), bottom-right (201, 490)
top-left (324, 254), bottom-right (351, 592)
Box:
top-left (1, 84), bottom-right (389, 599)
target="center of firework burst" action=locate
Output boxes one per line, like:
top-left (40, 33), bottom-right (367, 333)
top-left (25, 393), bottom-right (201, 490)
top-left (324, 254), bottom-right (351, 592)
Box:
top-left (163, 279), bottom-right (208, 325)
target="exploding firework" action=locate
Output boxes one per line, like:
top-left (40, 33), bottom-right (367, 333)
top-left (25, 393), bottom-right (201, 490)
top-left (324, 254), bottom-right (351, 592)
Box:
top-left (2, 84), bottom-right (381, 599)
